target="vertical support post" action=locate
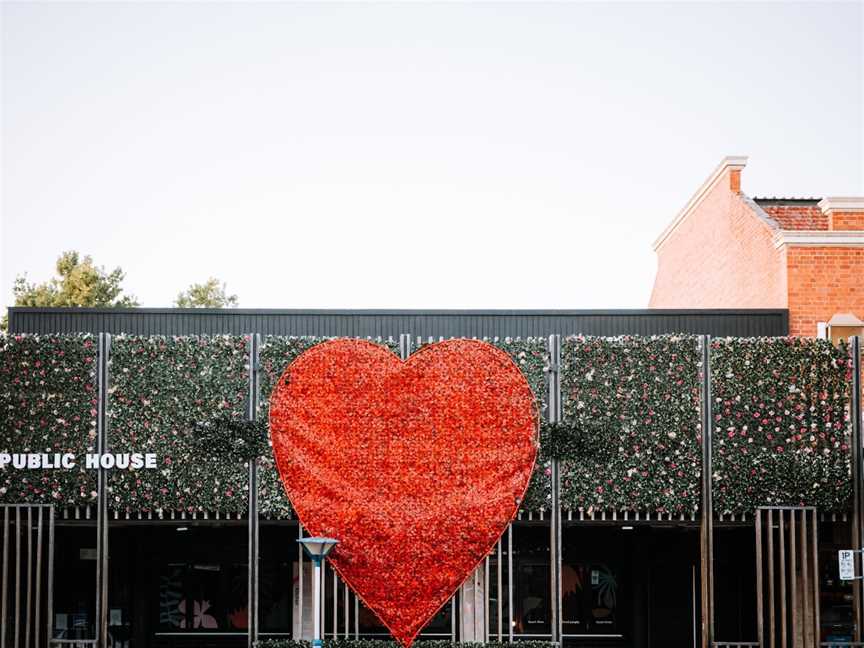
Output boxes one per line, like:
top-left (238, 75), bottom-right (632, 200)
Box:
top-left (547, 334), bottom-right (562, 644)
top-left (343, 574), bottom-right (349, 638)
top-left (484, 556), bottom-right (490, 643)
top-left (332, 570), bottom-right (337, 637)
top-left (312, 556), bottom-right (323, 648)
top-left (497, 539), bottom-right (503, 641)
top-left (756, 510), bottom-right (764, 648)
top-left (453, 590), bottom-right (458, 643)
top-left (247, 334), bottom-right (261, 648)
top-left (96, 333), bottom-right (111, 648)
top-left (767, 509), bottom-right (775, 647)
top-left (298, 525), bottom-right (304, 640)
top-left (850, 335), bottom-right (863, 640)
top-left (46, 506), bottom-right (54, 645)
top-left (1, 507), bottom-right (7, 648)
top-left (779, 510), bottom-right (787, 648)
top-left (507, 524), bottom-right (514, 642)
top-left (399, 334), bottom-right (412, 362)
top-left (25, 507), bottom-right (31, 648)
top-left (810, 508), bottom-right (820, 645)
top-left (14, 507), bottom-right (20, 648)
top-left (35, 507), bottom-right (42, 648)
top-left (698, 335), bottom-right (714, 648)
top-left (791, 510), bottom-right (798, 643)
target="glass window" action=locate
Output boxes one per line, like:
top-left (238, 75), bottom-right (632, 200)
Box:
top-left (512, 524), bottom-right (550, 635)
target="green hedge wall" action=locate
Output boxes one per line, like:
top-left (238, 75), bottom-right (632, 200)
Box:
top-left (559, 335), bottom-right (701, 514)
top-left (711, 337), bottom-right (853, 514)
top-left (0, 334), bottom-right (98, 505)
top-left (107, 335), bottom-right (249, 514)
top-left (2, 334), bottom-right (857, 516)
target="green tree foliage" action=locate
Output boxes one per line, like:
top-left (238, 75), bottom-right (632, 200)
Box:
top-left (3, 251), bottom-right (138, 329)
top-left (174, 277), bottom-right (238, 308)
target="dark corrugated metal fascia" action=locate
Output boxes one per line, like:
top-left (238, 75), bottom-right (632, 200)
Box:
top-left (7, 307), bottom-right (789, 338)
top-left (8, 306), bottom-right (791, 316)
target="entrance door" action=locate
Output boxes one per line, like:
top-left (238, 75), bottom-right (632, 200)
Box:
top-left (649, 561), bottom-right (697, 647)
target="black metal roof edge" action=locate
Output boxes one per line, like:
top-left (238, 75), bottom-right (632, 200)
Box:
top-left (7, 306), bottom-right (790, 317)
top-left (752, 197), bottom-right (821, 205)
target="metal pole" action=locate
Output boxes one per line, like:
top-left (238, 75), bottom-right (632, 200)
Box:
top-left (851, 335), bottom-right (864, 639)
top-left (313, 557), bottom-right (322, 648)
top-left (547, 334), bottom-right (562, 643)
top-left (35, 507), bottom-right (42, 648)
top-left (399, 334), bottom-right (412, 361)
top-left (46, 506), bottom-right (54, 645)
top-left (14, 507), bottom-right (20, 648)
top-left (298, 525), bottom-right (304, 640)
top-left (507, 524), bottom-right (513, 642)
top-left (1, 507), bottom-right (7, 648)
top-left (699, 335), bottom-right (714, 648)
top-left (497, 539), bottom-right (502, 641)
top-left (248, 334), bottom-right (260, 648)
top-left (25, 507), bottom-right (31, 648)
top-left (96, 333), bottom-right (111, 648)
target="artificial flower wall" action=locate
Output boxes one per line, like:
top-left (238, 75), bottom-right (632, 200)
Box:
top-left (559, 335), bottom-right (702, 514)
top-left (0, 334), bottom-right (856, 515)
top-left (107, 335), bottom-right (249, 514)
top-left (0, 334), bottom-right (97, 505)
top-left (711, 337), bottom-right (852, 514)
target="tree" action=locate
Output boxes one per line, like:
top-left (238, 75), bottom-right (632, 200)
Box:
top-left (174, 278), bottom-right (238, 308)
top-left (3, 251), bottom-right (139, 329)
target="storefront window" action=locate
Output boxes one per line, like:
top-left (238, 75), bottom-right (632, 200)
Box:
top-left (512, 524), bottom-right (550, 636)
top-left (820, 520), bottom-right (856, 642)
top-left (157, 561), bottom-right (247, 632)
top-left (562, 527), bottom-right (629, 639)
top-left (53, 527), bottom-right (98, 641)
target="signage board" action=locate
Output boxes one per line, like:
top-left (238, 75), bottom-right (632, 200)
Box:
top-left (839, 550), bottom-right (856, 580)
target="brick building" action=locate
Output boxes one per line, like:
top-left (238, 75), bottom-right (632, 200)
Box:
top-left (650, 156), bottom-right (864, 338)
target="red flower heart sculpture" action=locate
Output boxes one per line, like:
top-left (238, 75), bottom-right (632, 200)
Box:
top-left (269, 338), bottom-right (538, 647)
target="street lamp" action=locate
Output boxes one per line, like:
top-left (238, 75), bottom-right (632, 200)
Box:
top-left (297, 537), bottom-right (339, 648)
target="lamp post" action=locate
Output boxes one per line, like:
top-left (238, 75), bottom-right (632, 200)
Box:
top-left (297, 537), bottom-right (339, 648)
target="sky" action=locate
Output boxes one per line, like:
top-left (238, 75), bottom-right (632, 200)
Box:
top-left (1, 1), bottom-right (862, 311)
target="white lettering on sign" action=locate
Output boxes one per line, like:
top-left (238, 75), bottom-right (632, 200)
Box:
top-left (839, 550), bottom-right (856, 581)
top-left (0, 453), bottom-right (158, 470)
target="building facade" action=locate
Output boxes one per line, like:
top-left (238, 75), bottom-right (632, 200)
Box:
top-left (650, 156), bottom-right (864, 339)
top-left (1, 308), bottom-right (861, 648)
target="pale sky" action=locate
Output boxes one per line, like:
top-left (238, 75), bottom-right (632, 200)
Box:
top-left (1, 1), bottom-right (862, 310)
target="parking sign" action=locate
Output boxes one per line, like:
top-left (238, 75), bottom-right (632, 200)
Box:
top-left (839, 550), bottom-right (856, 580)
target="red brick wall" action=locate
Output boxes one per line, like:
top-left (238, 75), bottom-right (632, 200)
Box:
top-left (649, 170), bottom-right (787, 309)
top-left (785, 246), bottom-right (864, 336)
top-left (830, 211), bottom-right (864, 231)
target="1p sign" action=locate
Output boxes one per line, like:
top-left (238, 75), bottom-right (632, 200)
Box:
top-left (839, 550), bottom-right (856, 580)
